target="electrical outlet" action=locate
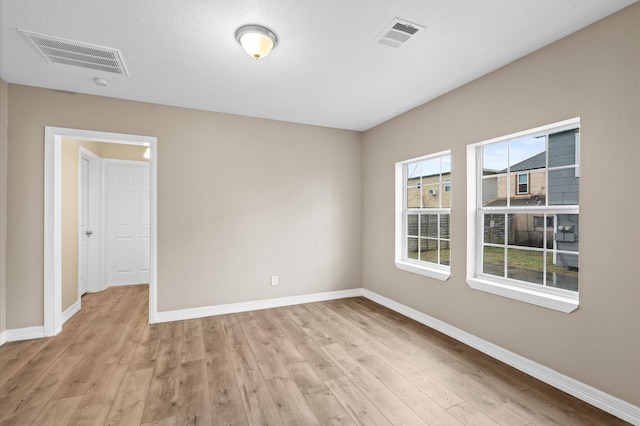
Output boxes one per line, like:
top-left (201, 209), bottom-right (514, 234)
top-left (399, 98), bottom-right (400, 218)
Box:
top-left (271, 275), bottom-right (278, 286)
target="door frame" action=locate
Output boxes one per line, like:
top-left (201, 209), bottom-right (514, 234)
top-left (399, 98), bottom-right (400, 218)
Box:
top-left (44, 127), bottom-right (158, 336)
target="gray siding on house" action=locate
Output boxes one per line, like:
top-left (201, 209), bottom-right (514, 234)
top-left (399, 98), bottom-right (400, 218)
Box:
top-left (548, 129), bottom-right (579, 206)
top-left (549, 129), bottom-right (578, 167)
top-left (548, 169), bottom-right (579, 205)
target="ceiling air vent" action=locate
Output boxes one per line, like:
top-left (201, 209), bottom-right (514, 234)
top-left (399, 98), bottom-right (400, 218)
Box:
top-left (374, 18), bottom-right (425, 48)
top-left (19, 29), bottom-right (129, 76)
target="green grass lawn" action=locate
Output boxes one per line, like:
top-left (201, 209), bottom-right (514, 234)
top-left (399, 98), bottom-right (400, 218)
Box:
top-left (408, 246), bottom-right (576, 277)
top-left (483, 246), bottom-right (577, 277)
top-left (408, 248), bottom-right (450, 265)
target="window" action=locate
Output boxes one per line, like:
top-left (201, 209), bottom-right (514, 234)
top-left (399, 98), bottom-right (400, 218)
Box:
top-left (533, 216), bottom-right (554, 228)
top-left (395, 151), bottom-right (451, 281)
top-left (517, 173), bottom-right (529, 194)
top-left (466, 118), bottom-right (580, 312)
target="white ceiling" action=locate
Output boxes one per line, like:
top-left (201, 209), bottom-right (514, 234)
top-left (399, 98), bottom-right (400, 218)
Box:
top-left (0, 0), bottom-right (636, 131)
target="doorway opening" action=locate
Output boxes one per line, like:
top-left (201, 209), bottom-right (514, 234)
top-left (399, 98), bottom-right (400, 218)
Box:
top-left (44, 127), bottom-right (158, 336)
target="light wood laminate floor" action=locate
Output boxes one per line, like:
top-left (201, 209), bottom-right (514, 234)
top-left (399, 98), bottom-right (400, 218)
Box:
top-left (0, 285), bottom-right (628, 425)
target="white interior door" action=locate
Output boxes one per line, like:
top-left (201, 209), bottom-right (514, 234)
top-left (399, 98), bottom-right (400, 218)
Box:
top-left (79, 157), bottom-right (89, 296)
top-left (79, 151), bottom-right (102, 295)
top-left (106, 162), bottom-right (150, 286)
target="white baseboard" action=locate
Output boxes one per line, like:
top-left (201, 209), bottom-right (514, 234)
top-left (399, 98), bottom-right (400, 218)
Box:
top-left (4, 326), bottom-right (46, 343)
top-left (155, 288), bottom-right (363, 323)
top-left (361, 289), bottom-right (640, 425)
top-left (0, 329), bottom-right (6, 346)
top-left (61, 300), bottom-right (81, 325)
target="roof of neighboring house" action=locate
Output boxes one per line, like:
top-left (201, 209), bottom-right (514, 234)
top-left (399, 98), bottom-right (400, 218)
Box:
top-left (485, 195), bottom-right (546, 207)
top-left (501, 151), bottom-right (546, 173)
top-left (407, 171), bottom-right (452, 181)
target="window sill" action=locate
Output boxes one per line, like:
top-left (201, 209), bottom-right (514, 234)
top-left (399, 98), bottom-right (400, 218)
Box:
top-left (395, 261), bottom-right (450, 281)
top-left (466, 277), bottom-right (579, 313)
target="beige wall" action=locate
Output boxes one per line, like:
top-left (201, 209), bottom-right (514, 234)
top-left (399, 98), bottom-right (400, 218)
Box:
top-left (61, 139), bottom-right (149, 311)
top-left (0, 79), bottom-right (7, 336)
top-left (6, 86), bottom-right (362, 327)
top-left (99, 142), bottom-right (149, 162)
top-left (362, 3), bottom-right (640, 406)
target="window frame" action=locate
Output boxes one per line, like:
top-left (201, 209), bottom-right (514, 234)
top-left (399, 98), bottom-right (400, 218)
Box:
top-left (466, 118), bottom-right (580, 312)
top-left (395, 150), bottom-right (451, 281)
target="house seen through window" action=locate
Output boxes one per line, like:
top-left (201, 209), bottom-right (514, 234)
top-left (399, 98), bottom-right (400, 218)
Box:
top-left (468, 118), bottom-right (580, 312)
top-left (395, 151), bottom-right (451, 281)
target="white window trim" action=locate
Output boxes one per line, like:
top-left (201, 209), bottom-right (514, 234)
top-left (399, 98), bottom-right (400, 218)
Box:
top-left (395, 150), bottom-right (451, 281)
top-left (466, 118), bottom-right (580, 313)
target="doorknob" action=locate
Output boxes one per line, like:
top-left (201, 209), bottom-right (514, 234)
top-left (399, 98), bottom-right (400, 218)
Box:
top-left (86, 230), bottom-right (93, 237)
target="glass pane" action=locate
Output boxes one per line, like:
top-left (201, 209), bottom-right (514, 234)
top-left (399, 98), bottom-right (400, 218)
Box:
top-left (420, 214), bottom-right (437, 238)
top-left (507, 248), bottom-right (544, 285)
top-left (549, 129), bottom-right (578, 167)
top-left (407, 237), bottom-right (419, 260)
top-left (484, 214), bottom-right (505, 245)
top-left (407, 186), bottom-right (421, 208)
top-left (406, 161), bottom-right (421, 183)
top-left (508, 214), bottom-right (544, 248)
top-left (554, 214), bottom-right (579, 252)
top-left (548, 168), bottom-right (579, 205)
top-left (440, 240), bottom-right (450, 266)
top-left (547, 252), bottom-right (578, 292)
top-left (421, 158), bottom-right (440, 178)
top-left (483, 246), bottom-right (504, 277)
top-left (482, 176), bottom-right (503, 206)
top-left (518, 174), bottom-right (528, 184)
top-left (441, 155), bottom-right (451, 174)
top-left (422, 184), bottom-right (440, 208)
top-left (509, 135), bottom-right (546, 170)
top-left (439, 214), bottom-right (450, 239)
top-left (407, 214), bottom-right (418, 237)
top-left (441, 180), bottom-right (451, 208)
top-left (532, 215), bottom-right (555, 249)
top-left (483, 141), bottom-right (508, 176)
top-left (420, 239), bottom-right (438, 263)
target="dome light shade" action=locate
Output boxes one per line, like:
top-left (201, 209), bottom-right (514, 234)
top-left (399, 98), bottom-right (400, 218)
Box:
top-left (235, 25), bottom-right (277, 59)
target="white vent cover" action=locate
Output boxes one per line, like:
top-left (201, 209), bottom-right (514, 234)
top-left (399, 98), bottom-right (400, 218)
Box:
top-left (19, 29), bottom-right (129, 76)
top-left (374, 18), bottom-right (425, 48)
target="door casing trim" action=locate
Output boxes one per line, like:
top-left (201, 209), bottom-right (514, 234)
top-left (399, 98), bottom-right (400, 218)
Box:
top-left (44, 127), bottom-right (158, 336)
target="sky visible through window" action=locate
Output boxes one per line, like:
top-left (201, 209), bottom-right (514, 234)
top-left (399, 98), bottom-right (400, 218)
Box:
top-left (407, 155), bottom-right (451, 179)
top-left (483, 135), bottom-right (545, 172)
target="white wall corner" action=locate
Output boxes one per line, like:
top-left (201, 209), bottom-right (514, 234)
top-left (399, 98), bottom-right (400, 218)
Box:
top-left (0, 330), bottom-right (6, 346)
top-left (361, 289), bottom-right (640, 425)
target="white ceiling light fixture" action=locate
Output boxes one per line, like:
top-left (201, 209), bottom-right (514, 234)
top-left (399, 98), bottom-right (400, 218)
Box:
top-left (235, 25), bottom-right (277, 59)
